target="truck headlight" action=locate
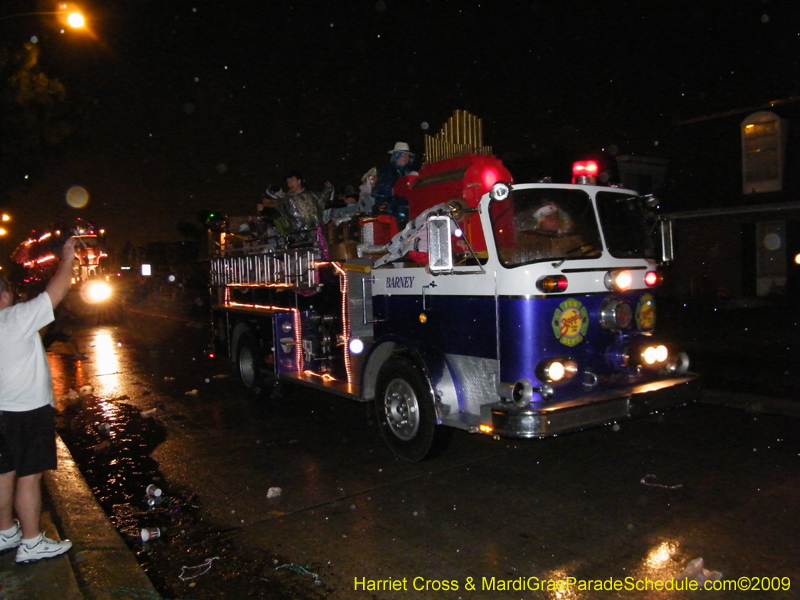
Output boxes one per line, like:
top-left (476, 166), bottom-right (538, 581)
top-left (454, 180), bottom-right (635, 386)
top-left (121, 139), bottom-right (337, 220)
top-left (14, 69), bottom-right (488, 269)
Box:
top-left (82, 280), bottom-right (112, 303)
top-left (641, 344), bottom-right (668, 365)
top-left (536, 358), bottom-right (578, 383)
top-left (604, 269), bottom-right (633, 292)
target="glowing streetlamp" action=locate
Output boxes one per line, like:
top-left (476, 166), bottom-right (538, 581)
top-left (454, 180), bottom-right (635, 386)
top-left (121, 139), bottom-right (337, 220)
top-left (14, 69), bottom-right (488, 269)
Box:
top-left (66, 11), bottom-right (84, 28)
top-left (0, 3), bottom-right (86, 29)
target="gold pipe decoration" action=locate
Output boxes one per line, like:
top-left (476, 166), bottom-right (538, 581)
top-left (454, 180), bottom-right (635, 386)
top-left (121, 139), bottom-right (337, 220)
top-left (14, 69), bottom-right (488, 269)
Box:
top-left (421, 110), bottom-right (492, 165)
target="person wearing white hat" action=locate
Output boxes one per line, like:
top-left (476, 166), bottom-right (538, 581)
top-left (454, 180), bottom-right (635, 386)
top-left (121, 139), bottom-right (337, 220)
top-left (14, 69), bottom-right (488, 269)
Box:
top-left (389, 141), bottom-right (411, 155)
top-left (372, 141), bottom-right (415, 228)
top-left (511, 199), bottom-right (585, 263)
top-left (530, 201), bottom-right (574, 235)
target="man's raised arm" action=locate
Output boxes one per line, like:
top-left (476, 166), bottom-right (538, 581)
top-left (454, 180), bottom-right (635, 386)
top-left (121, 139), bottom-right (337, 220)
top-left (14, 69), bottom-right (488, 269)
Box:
top-left (46, 237), bottom-right (77, 309)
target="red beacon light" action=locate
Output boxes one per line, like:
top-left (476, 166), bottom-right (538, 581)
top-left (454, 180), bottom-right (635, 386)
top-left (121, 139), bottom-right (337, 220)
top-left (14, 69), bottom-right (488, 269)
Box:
top-left (572, 160), bottom-right (599, 184)
top-left (482, 168), bottom-right (499, 189)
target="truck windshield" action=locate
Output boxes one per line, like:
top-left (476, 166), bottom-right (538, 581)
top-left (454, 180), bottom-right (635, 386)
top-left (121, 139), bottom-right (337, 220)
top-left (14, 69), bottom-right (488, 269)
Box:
top-left (489, 188), bottom-right (602, 267)
top-left (595, 191), bottom-right (655, 259)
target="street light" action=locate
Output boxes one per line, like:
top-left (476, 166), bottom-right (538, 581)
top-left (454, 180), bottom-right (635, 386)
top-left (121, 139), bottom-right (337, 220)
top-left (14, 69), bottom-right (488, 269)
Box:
top-left (66, 11), bottom-right (83, 28)
top-left (0, 3), bottom-right (86, 30)
top-left (0, 12), bottom-right (85, 26)
top-left (0, 11), bottom-right (82, 24)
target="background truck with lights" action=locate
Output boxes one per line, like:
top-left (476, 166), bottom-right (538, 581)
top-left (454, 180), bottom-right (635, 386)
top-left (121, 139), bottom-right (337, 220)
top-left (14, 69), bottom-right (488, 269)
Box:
top-left (207, 111), bottom-right (699, 461)
top-left (10, 221), bottom-right (117, 311)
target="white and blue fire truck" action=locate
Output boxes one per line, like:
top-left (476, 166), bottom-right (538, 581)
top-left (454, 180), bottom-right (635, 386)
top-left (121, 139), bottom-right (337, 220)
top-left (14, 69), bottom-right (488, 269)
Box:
top-left (208, 112), bottom-right (699, 461)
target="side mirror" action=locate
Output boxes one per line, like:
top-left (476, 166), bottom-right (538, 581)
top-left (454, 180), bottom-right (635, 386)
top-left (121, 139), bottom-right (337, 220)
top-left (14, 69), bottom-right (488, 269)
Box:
top-left (642, 194), bottom-right (660, 209)
top-left (658, 218), bottom-right (674, 265)
top-left (427, 216), bottom-right (453, 273)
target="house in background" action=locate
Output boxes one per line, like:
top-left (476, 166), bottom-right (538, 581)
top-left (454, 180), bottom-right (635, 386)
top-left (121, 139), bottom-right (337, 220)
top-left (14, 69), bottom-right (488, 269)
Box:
top-left (652, 100), bottom-right (800, 306)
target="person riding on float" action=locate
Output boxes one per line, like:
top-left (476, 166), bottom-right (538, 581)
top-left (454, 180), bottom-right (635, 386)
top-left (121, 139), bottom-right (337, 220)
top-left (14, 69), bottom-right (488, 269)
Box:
top-left (372, 142), bottom-right (415, 228)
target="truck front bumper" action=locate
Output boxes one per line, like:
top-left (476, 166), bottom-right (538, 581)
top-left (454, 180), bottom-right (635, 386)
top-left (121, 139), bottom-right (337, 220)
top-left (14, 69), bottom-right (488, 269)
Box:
top-left (485, 375), bottom-right (701, 439)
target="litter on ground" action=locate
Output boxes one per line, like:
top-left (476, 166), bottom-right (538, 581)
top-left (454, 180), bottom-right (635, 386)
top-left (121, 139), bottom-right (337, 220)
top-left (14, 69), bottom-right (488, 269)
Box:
top-left (640, 474), bottom-right (683, 489)
top-left (179, 557), bottom-right (220, 581)
top-left (678, 557), bottom-right (722, 584)
top-left (275, 563), bottom-right (321, 586)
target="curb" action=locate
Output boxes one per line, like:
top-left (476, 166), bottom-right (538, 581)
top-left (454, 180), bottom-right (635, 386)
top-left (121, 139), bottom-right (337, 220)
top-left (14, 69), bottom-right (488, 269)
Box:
top-left (44, 436), bottom-right (161, 600)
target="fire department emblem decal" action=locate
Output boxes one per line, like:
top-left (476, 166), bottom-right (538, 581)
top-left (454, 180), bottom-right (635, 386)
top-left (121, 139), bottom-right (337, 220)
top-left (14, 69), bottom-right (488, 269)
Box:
top-left (552, 299), bottom-right (589, 346)
top-left (636, 294), bottom-right (656, 330)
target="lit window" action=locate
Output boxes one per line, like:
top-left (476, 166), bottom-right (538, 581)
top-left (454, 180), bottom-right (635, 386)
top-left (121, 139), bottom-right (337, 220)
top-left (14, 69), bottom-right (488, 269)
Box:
top-left (741, 111), bottom-right (786, 194)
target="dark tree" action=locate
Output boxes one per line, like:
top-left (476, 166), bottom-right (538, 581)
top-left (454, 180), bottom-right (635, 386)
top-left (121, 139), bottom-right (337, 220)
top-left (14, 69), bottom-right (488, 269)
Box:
top-left (0, 42), bottom-right (72, 188)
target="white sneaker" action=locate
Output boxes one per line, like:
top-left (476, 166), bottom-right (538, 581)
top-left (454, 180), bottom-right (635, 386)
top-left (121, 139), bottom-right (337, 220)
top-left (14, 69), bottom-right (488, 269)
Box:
top-left (0, 521), bottom-right (21, 552)
top-left (15, 533), bottom-right (73, 564)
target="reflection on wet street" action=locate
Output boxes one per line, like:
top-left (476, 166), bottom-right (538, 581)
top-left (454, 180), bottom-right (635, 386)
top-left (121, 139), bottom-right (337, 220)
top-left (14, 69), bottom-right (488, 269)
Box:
top-left (49, 314), bottom-right (799, 599)
top-left (51, 319), bottom-right (330, 599)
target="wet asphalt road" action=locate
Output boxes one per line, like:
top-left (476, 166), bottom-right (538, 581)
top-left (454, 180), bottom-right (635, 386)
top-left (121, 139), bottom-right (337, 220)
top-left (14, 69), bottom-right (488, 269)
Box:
top-left (49, 310), bottom-right (799, 600)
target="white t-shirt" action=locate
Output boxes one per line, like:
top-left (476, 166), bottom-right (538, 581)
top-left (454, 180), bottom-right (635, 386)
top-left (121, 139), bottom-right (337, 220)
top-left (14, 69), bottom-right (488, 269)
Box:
top-left (0, 293), bottom-right (55, 411)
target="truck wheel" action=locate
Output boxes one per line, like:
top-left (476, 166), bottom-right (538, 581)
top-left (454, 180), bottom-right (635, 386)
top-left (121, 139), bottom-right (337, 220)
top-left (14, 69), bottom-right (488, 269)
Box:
top-left (237, 333), bottom-right (264, 389)
top-left (375, 356), bottom-right (442, 462)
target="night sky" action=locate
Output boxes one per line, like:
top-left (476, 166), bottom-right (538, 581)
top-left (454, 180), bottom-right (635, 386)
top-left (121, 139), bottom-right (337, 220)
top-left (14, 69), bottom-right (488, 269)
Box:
top-left (2, 0), bottom-right (798, 250)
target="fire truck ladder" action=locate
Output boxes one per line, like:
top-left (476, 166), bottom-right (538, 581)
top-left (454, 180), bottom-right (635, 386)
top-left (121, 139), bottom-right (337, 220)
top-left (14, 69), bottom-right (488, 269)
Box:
top-left (210, 248), bottom-right (320, 289)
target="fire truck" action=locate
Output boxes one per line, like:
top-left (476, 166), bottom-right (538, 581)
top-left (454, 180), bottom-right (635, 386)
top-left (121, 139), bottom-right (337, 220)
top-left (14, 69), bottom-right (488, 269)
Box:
top-left (208, 111), bottom-right (699, 461)
top-left (12, 221), bottom-right (116, 315)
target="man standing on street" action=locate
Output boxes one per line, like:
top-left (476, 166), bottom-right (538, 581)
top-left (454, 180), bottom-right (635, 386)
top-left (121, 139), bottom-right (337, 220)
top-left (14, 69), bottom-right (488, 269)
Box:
top-left (0, 236), bottom-right (76, 563)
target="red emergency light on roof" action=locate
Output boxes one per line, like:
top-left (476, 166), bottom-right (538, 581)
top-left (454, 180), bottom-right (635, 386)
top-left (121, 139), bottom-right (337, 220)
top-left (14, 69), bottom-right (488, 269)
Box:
top-left (572, 160), bottom-right (599, 184)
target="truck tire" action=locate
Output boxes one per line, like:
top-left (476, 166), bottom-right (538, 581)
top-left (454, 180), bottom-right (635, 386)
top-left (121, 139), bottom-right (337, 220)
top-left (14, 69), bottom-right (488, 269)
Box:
top-left (237, 333), bottom-right (264, 390)
top-left (375, 356), bottom-right (443, 462)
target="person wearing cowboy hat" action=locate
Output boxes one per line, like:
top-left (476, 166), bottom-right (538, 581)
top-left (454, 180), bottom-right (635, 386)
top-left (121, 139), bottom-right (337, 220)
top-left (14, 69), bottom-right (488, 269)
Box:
top-left (372, 142), bottom-right (415, 228)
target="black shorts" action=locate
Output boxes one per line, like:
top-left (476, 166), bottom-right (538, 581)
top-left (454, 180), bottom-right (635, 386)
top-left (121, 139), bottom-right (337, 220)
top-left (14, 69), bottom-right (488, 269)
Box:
top-left (0, 405), bottom-right (57, 477)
